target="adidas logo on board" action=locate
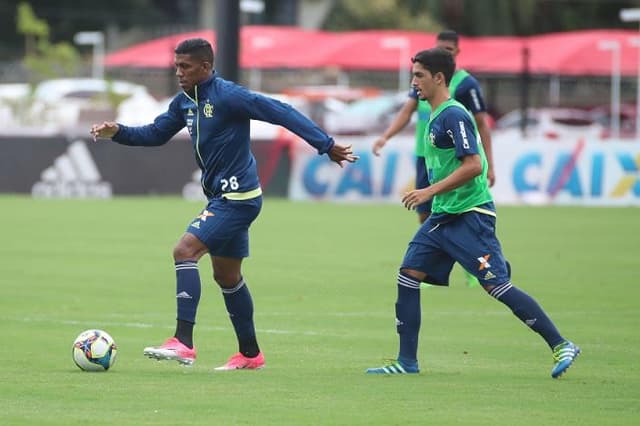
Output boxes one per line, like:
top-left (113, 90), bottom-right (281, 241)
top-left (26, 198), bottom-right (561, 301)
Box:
top-left (31, 140), bottom-right (112, 198)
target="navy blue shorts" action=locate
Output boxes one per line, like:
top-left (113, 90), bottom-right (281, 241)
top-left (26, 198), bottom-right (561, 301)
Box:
top-left (401, 210), bottom-right (510, 286)
top-left (415, 156), bottom-right (432, 215)
top-left (186, 196), bottom-right (262, 258)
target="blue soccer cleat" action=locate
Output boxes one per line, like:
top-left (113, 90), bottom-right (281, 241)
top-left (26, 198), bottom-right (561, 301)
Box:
top-left (551, 340), bottom-right (581, 378)
top-left (366, 359), bottom-right (420, 375)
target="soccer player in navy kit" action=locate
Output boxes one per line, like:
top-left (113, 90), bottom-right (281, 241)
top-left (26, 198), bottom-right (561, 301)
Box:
top-left (366, 48), bottom-right (579, 378)
top-left (90, 38), bottom-right (357, 370)
top-left (373, 30), bottom-right (492, 288)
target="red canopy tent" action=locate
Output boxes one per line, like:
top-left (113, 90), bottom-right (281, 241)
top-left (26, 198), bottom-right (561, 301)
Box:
top-left (105, 26), bottom-right (336, 69)
top-left (457, 36), bottom-right (525, 74)
top-left (104, 26), bottom-right (640, 77)
top-left (311, 30), bottom-right (436, 71)
top-left (527, 29), bottom-right (640, 76)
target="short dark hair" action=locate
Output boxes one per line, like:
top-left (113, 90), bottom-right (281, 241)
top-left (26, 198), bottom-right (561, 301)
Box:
top-left (437, 30), bottom-right (459, 46)
top-left (411, 48), bottom-right (455, 85)
top-left (175, 38), bottom-right (214, 64)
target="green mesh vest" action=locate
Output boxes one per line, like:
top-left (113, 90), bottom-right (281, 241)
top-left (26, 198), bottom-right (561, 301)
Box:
top-left (424, 98), bottom-right (492, 214)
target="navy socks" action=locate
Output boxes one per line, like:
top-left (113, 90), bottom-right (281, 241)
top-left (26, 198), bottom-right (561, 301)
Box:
top-left (174, 260), bottom-right (201, 348)
top-left (490, 283), bottom-right (564, 348)
top-left (222, 278), bottom-right (260, 358)
top-left (392, 273), bottom-right (564, 366)
top-left (396, 272), bottom-right (422, 365)
top-left (172, 261), bottom-right (260, 356)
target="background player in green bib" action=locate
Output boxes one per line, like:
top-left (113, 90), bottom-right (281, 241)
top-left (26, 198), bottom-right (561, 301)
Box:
top-left (366, 48), bottom-right (580, 379)
top-left (436, 30), bottom-right (495, 188)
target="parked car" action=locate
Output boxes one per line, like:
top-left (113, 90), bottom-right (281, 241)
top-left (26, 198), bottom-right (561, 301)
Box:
top-left (494, 107), bottom-right (605, 140)
top-left (324, 92), bottom-right (410, 135)
top-left (27, 78), bottom-right (159, 132)
top-left (589, 103), bottom-right (636, 140)
top-left (0, 83), bottom-right (30, 131)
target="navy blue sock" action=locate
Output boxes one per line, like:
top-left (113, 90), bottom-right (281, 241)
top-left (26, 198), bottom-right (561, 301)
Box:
top-left (174, 260), bottom-right (201, 347)
top-left (222, 278), bottom-right (260, 358)
top-left (490, 283), bottom-right (564, 348)
top-left (396, 272), bottom-right (421, 365)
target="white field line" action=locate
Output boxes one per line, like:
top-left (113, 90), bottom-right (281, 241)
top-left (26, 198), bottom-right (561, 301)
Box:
top-left (3, 309), bottom-right (519, 340)
top-left (5, 316), bottom-right (334, 337)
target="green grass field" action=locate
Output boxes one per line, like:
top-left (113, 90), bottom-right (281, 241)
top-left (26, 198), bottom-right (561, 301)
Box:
top-left (1, 196), bottom-right (639, 425)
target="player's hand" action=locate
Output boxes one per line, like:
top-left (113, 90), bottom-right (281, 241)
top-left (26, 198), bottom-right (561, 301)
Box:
top-left (372, 137), bottom-right (387, 156)
top-left (402, 188), bottom-right (433, 210)
top-left (90, 121), bottom-right (119, 141)
top-left (487, 166), bottom-right (496, 187)
top-left (328, 143), bottom-right (359, 168)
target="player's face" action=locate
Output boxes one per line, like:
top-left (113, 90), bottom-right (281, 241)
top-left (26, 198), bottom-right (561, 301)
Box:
top-left (174, 53), bottom-right (212, 92)
top-left (436, 39), bottom-right (459, 57)
top-left (411, 62), bottom-right (437, 101)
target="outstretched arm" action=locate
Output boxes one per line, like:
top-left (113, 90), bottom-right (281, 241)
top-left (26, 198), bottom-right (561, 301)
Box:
top-left (474, 111), bottom-right (495, 187)
top-left (372, 98), bottom-right (417, 156)
top-left (89, 99), bottom-right (185, 147)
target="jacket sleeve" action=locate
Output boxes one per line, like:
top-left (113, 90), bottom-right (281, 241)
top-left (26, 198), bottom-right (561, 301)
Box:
top-left (229, 85), bottom-right (335, 155)
top-left (112, 97), bottom-right (186, 146)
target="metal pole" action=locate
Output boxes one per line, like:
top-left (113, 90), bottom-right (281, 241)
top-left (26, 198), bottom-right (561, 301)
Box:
top-left (73, 31), bottom-right (105, 80)
top-left (636, 25), bottom-right (640, 140)
top-left (612, 44), bottom-right (621, 140)
top-left (381, 37), bottom-right (410, 92)
top-left (599, 40), bottom-right (621, 140)
top-left (549, 76), bottom-right (560, 106)
top-left (520, 46), bottom-right (530, 138)
top-left (215, 0), bottom-right (240, 82)
top-left (619, 8), bottom-right (640, 140)
top-left (399, 44), bottom-right (408, 92)
top-left (94, 36), bottom-right (104, 80)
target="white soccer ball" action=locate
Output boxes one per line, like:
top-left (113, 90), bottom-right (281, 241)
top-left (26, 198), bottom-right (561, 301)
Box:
top-left (72, 329), bottom-right (117, 372)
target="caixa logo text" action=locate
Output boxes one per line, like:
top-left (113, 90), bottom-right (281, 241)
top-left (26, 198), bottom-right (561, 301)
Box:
top-left (513, 151), bottom-right (640, 198)
top-left (302, 151), bottom-right (411, 197)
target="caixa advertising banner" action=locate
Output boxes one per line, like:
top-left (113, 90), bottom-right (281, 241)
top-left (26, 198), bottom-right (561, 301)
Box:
top-left (492, 138), bottom-right (640, 206)
top-left (288, 135), bottom-right (640, 206)
top-left (289, 136), bottom-right (417, 203)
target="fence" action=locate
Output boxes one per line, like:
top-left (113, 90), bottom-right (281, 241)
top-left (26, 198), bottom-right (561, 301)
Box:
top-left (0, 59), bottom-right (635, 118)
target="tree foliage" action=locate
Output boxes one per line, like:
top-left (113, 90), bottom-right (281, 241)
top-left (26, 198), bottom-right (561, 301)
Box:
top-left (2, 0), bottom-right (640, 62)
top-left (16, 2), bottom-right (49, 55)
top-left (324, 0), bottom-right (443, 32)
top-left (16, 2), bottom-right (80, 83)
top-left (323, 0), bottom-right (640, 35)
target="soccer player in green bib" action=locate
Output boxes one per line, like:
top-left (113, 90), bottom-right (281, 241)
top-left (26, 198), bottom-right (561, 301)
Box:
top-left (366, 48), bottom-right (580, 378)
top-left (373, 30), bottom-right (492, 287)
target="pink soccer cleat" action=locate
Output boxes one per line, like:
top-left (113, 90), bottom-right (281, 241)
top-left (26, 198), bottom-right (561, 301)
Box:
top-left (143, 337), bottom-right (196, 366)
top-left (214, 352), bottom-right (265, 371)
